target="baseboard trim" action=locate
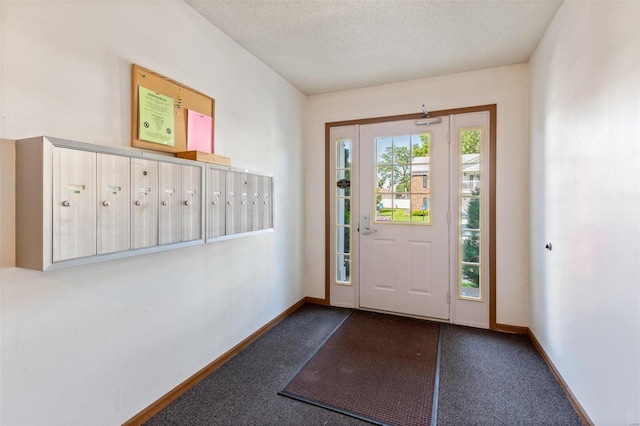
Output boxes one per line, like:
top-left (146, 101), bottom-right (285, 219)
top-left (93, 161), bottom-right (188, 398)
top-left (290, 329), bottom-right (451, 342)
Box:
top-left (304, 296), bottom-right (329, 306)
top-left (528, 329), bottom-right (594, 426)
top-left (494, 322), bottom-right (528, 335)
top-left (123, 297), bottom-right (307, 426)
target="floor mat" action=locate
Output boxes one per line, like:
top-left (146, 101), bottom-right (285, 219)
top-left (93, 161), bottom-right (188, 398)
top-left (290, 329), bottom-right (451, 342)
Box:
top-left (279, 310), bottom-right (441, 426)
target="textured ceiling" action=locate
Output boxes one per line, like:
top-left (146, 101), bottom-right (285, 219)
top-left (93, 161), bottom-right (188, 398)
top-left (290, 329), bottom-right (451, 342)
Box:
top-left (185, 0), bottom-right (562, 95)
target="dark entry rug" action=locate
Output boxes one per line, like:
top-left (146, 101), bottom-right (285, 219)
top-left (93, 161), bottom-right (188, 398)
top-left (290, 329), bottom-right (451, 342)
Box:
top-left (279, 310), bottom-right (441, 426)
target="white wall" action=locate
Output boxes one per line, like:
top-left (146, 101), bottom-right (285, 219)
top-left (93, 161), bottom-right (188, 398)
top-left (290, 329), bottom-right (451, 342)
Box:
top-left (529, 1), bottom-right (640, 424)
top-left (0, 2), bottom-right (306, 425)
top-left (305, 64), bottom-right (530, 327)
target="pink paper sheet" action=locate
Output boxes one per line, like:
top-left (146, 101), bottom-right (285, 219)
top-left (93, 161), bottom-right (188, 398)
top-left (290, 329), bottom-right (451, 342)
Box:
top-left (187, 110), bottom-right (213, 153)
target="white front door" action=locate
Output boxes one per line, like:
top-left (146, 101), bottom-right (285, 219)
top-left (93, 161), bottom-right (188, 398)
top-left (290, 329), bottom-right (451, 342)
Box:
top-left (358, 118), bottom-right (450, 319)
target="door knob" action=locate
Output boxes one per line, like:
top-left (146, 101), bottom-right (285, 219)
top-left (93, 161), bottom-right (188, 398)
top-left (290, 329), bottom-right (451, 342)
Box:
top-left (62, 200), bottom-right (71, 207)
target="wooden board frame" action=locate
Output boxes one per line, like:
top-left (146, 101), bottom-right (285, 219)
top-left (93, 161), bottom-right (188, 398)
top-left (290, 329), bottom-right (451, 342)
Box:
top-left (131, 64), bottom-right (215, 154)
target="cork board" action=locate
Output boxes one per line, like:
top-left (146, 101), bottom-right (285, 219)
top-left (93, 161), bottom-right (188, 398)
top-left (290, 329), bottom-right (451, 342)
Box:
top-left (131, 64), bottom-right (215, 154)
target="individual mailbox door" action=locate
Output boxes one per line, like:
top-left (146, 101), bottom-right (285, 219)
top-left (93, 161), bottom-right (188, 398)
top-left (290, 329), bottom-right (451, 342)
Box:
top-left (261, 176), bottom-right (273, 229)
top-left (52, 147), bottom-right (96, 262)
top-left (182, 164), bottom-right (202, 241)
top-left (207, 168), bottom-right (226, 239)
top-left (247, 174), bottom-right (260, 231)
top-left (226, 171), bottom-right (247, 235)
top-left (239, 173), bottom-right (250, 233)
top-left (131, 158), bottom-right (158, 249)
top-left (159, 162), bottom-right (182, 245)
top-left (97, 153), bottom-right (130, 254)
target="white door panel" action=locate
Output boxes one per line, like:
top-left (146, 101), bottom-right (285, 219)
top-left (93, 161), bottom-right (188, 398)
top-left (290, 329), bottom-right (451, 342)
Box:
top-left (359, 119), bottom-right (450, 319)
top-left (408, 240), bottom-right (432, 294)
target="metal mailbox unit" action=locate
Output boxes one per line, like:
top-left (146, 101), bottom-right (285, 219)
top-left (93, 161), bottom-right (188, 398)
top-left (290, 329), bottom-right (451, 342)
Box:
top-left (15, 136), bottom-right (273, 271)
top-left (16, 136), bottom-right (206, 271)
top-left (205, 165), bottom-right (274, 241)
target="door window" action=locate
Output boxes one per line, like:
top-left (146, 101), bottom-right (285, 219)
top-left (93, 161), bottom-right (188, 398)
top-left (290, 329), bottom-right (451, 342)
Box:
top-left (375, 133), bottom-right (431, 224)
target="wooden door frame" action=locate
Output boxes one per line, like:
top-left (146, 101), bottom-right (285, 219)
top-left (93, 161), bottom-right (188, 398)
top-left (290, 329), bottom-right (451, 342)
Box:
top-left (321, 104), bottom-right (508, 332)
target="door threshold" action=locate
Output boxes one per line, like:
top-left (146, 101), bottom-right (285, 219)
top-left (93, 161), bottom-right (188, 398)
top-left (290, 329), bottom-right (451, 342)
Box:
top-left (357, 307), bottom-right (450, 324)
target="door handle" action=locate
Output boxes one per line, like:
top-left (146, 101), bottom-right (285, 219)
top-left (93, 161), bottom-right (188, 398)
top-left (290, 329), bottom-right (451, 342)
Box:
top-left (360, 214), bottom-right (376, 235)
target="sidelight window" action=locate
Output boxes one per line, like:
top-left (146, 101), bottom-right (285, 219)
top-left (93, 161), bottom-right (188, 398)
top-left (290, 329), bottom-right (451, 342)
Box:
top-left (459, 128), bottom-right (483, 301)
top-left (336, 139), bottom-right (352, 285)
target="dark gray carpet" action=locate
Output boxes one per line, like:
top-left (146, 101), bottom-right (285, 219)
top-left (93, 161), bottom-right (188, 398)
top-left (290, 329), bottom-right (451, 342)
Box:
top-left (437, 324), bottom-right (583, 425)
top-left (145, 304), bottom-right (582, 426)
top-left (145, 305), bottom-right (365, 426)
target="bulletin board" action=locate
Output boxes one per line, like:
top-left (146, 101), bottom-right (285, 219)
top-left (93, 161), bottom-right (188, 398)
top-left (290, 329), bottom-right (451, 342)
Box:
top-left (131, 64), bottom-right (215, 154)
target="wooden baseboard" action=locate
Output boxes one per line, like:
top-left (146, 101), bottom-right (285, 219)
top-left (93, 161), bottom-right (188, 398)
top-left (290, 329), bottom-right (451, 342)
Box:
top-left (123, 297), bottom-right (307, 426)
top-left (494, 322), bottom-right (529, 335)
top-left (527, 329), bottom-right (594, 426)
top-left (304, 296), bottom-right (329, 306)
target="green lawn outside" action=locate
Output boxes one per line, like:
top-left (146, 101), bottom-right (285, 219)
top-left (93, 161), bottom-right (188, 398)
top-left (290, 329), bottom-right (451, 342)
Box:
top-left (377, 208), bottom-right (429, 223)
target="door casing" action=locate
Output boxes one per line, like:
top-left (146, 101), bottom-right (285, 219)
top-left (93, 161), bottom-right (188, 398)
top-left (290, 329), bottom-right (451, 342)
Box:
top-left (324, 104), bottom-right (500, 330)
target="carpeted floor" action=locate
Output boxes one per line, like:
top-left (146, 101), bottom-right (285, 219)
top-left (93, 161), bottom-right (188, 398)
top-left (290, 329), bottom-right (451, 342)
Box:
top-left (437, 324), bottom-right (582, 425)
top-left (145, 304), bottom-right (582, 426)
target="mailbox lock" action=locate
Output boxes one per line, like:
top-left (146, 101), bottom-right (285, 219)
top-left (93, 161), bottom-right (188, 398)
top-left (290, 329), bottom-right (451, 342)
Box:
top-left (134, 200), bottom-right (141, 206)
top-left (102, 201), bottom-right (110, 207)
top-left (162, 201), bottom-right (168, 206)
top-left (212, 201), bottom-right (217, 206)
top-left (253, 201), bottom-right (257, 205)
top-left (62, 200), bottom-right (71, 207)
top-left (184, 200), bottom-right (191, 206)
top-left (241, 201), bottom-right (245, 205)
top-left (228, 201), bottom-right (232, 205)
top-left (143, 171), bottom-right (147, 176)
